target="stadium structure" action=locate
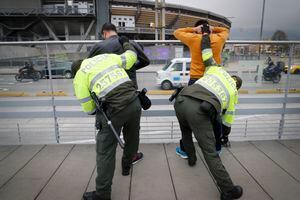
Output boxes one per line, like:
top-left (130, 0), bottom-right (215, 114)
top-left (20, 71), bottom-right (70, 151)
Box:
top-left (0, 0), bottom-right (231, 41)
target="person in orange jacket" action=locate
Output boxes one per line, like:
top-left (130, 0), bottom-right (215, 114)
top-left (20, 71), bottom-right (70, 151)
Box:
top-left (174, 19), bottom-right (229, 85)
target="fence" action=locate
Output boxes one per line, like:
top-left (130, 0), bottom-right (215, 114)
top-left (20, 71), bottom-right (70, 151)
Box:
top-left (0, 40), bottom-right (299, 145)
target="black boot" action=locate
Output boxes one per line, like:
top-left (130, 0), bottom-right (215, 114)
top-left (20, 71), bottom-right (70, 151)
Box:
top-left (221, 185), bottom-right (243, 200)
top-left (188, 155), bottom-right (197, 166)
top-left (122, 159), bottom-right (131, 176)
top-left (83, 191), bottom-right (111, 200)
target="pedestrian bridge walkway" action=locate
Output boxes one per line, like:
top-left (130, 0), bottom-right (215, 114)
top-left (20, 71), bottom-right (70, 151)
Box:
top-left (0, 140), bottom-right (300, 200)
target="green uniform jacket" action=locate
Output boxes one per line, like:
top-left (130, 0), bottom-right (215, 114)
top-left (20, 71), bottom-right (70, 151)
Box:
top-left (73, 50), bottom-right (137, 114)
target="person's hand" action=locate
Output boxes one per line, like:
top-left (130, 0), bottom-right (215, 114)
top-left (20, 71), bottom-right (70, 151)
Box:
top-left (201, 24), bottom-right (211, 34)
top-left (193, 25), bottom-right (202, 33)
top-left (118, 36), bottom-right (130, 46)
top-left (221, 135), bottom-right (229, 146)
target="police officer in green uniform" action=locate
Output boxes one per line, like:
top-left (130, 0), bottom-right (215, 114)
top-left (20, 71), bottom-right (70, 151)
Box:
top-left (72, 36), bottom-right (141, 200)
top-left (174, 32), bottom-right (243, 200)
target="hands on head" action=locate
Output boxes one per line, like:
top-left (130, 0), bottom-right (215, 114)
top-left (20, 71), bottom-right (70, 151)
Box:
top-left (193, 24), bottom-right (212, 35)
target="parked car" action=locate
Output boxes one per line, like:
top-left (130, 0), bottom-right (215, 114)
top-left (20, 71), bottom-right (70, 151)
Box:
top-left (41, 61), bottom-right (73, 79)
top-left (283, 64), bottom-right (300, 74)
top-left (156, 58), bottom-right (191, 90)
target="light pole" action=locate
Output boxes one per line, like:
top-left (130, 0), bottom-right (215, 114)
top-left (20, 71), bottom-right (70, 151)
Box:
top-left (259, 0), bottom-right (266, 41)
top-left (258, 0), bottom-right (266, 59)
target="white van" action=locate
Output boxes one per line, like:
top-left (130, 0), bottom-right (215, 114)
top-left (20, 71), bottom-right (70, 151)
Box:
top-left (156, 58), bottom-right (191, 90)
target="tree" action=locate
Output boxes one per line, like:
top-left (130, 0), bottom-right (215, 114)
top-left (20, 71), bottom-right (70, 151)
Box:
top-left (271, 30), bottom-right (289, 54)
top-left (271, 30), bottom-right (288, 41)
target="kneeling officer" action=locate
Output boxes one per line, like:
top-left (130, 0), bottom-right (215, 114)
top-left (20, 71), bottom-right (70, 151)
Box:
top-left (72, 36), bottom-right (141, 200)
top-left (174, 32), bottom-right (243, 200)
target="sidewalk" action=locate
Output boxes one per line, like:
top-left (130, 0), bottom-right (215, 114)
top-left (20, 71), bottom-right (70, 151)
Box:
top-left (0, 140), bottom-right (300, 200)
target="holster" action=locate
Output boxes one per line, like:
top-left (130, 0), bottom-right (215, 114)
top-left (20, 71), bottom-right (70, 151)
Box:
top-left (169, 87), bottom-right (184, 102)
top-left (138, 88), bottom-right (151, 110)
top-left (95, 100), bottom-right (108, 130)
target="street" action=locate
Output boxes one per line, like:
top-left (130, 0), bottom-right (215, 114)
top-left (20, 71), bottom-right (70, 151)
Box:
top-left (0, 72), bottom-right (300, 95)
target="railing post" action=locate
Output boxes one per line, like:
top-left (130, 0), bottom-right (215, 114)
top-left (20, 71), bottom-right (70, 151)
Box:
top-left (17, 123), bottom-right (21, 143)
top-left (278, 44), bottom-right (294, 139)
top-left (171, 121), bottom-right (174, 139)
top-left (244, 120), bottom-right (248, 137)
top-left (46, 43), bottom-right (60, 143)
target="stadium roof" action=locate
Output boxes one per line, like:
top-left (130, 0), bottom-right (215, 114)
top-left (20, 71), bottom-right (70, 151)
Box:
top-left (110, 0), bottom-right (231, 27)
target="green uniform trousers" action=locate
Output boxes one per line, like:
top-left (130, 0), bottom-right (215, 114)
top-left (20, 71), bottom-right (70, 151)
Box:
top-left (95, 98), bottom-right (141, 197)
top-left (174, 95), bottom-right (234, 193)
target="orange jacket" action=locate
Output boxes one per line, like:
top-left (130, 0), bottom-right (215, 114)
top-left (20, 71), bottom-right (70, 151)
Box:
top-left (174, 27), bottom-right (229, 79)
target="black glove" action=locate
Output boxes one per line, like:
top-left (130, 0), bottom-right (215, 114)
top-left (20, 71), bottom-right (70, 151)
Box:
top-left (118, 36), bottom-right (129, 45)
top-left (221, 125), bottom-right (231, 147)
top-left (119, 36), bottom-right (136, 53)
top-left (220, 135), bottom-right (229, 146)
top-left (222, 125), bottom-right (231, 136)
top-left (201, 24), bottom-right (211, 34)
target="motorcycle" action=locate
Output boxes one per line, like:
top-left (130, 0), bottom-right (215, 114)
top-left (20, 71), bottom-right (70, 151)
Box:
top-left (15, 63), bottom-right (41, 82)
top-left (262, 60), bottom-right (284, 83)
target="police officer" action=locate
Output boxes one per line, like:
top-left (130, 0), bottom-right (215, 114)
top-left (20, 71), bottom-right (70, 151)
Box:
top-left (89, 23), bottom-right (148, 165)
top-left (72, 36), bottom-right (141, 200)
top-left (174, 33), bottom-right (243, 200)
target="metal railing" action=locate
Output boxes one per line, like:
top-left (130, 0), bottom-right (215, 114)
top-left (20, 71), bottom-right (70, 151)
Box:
top-left (0, 40), bottom-right (300, 145)
top-left (0, 7), bottom-right (95, 16)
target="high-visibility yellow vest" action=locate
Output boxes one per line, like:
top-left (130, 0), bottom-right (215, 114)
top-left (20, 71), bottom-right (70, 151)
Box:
top-left (195, 66), bottom-right (238, 127)
top-left (73, 50), bottom-right (137, 114)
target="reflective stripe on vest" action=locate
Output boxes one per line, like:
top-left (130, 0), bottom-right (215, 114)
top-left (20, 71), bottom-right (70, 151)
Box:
top-left (225, 110), bottom-right (235, 115)
top-left (90, 65), bottom-right (120, 91)
top-left (222, 120), bottom-right (232, 127)
top-left (120, 54), bottom-right (127, 69)
top-left (78, 96), bottom-right (92, 104)
top-left (97, 76), bottom-right (130, 98)
top-left (90, 65), bottom-right (130, 98)
top-left (197, 74), bottom-right (230, 109)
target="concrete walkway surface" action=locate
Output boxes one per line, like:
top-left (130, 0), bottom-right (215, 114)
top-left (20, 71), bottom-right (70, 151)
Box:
top-left (0, 140), bottom-right (300, 200)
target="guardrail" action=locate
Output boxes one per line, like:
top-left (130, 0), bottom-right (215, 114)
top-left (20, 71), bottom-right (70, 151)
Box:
top-left (0, 8), bottom-right (95, 16)
top-left (0, 40), bottom-right (299, 145)
top-left (1, 40), bottom-right (300, 45)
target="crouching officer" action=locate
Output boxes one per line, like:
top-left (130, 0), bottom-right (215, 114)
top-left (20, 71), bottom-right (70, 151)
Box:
top-left (72, 36), bottom-right (141, 200)
top-left (174, 32), bottom-right (243, 200)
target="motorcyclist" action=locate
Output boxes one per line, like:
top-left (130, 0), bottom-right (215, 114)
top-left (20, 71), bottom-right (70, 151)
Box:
top-left (19, 62), bottom-right (35, 74)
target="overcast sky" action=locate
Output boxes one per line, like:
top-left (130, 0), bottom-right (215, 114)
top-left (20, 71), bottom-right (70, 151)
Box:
top-left (150, 0), bottom-right (300, 40)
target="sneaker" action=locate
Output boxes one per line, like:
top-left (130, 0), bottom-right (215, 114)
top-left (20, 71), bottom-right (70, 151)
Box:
top-left (83, 191), bottom-right (111, 200)
top-left (175, 146), bottom-right (188, 159)
top-left (217, 150), bottom-right (222, 156)
top-left (132, 152), bottom-right (143, 165)
top-left (221, 185), bottom-right (243, 200)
